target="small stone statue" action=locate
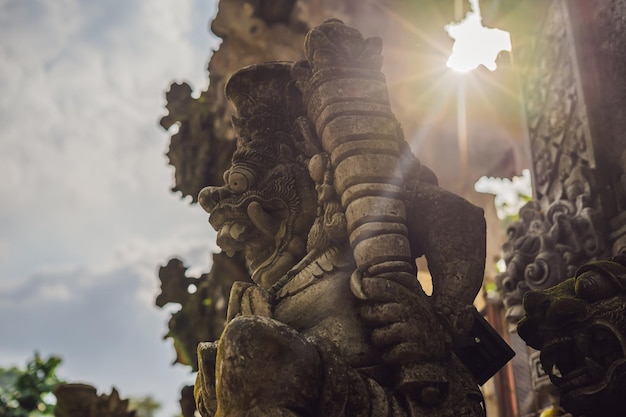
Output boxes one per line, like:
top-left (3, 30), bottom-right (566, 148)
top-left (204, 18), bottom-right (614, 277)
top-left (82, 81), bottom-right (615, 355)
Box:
top-left (53, 383), bottom-right (135, 417)
top-left (195, 20), bottom-right (489, 417)
top-left (518, 255), bottom-right (626, 417)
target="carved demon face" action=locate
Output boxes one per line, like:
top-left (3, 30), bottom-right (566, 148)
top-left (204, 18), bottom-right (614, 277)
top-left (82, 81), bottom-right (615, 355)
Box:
top-left (198, 132), bottom-right (317, 290)
top-left (517, 257), bottom-right (626, 417)
top-left (198, 63), bottom-right (317, 290)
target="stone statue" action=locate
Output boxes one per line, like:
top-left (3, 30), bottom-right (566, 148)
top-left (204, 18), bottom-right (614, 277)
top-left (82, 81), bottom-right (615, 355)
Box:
top-left (518, 255), bottom-right (626, 417)
top-left (194, 20), bottom-right (490, 417)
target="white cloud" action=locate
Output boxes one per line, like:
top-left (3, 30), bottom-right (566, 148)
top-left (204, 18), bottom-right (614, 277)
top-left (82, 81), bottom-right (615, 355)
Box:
top-left (0, 0), bottom-right (217, 209)
top-left (0, 0), bottom-right (221, 415)
top-left (33, 281), bottom-right (73, 303)
top-left (0, 239), bottom-right (9, 263)
top-left (0, 0), bottom-right (219, 279)
top-left (0, 234), bottom-right (214, 416)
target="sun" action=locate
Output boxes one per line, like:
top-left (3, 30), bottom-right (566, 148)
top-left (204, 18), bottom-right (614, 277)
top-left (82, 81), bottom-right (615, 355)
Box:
top-left (445, 0), bottom-right (511, 73)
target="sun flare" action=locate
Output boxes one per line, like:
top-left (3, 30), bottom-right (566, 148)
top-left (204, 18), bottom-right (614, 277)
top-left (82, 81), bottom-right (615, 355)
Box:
top-left (445, 0), bottom-right (511, 73)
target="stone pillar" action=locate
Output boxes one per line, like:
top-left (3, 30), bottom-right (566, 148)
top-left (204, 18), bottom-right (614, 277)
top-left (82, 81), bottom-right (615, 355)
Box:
top-left (490, 0), bottom-right (626, 414)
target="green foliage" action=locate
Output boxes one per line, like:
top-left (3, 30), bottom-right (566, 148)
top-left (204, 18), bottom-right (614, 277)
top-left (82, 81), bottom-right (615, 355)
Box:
top-left (0, 353), bottom-right (63, 417)
top-left (128, 395), bottom-right (161, 417)
top-left (474, 169), bottom-right (532, 224)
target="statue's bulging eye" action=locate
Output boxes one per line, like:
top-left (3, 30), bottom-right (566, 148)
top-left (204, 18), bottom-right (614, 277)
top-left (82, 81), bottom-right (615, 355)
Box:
top-left (228, 167), bottom-right (255, 193)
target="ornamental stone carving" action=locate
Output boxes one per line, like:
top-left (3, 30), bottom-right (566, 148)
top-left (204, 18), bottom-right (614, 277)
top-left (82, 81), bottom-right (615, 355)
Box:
top-left (497, 196), bottom-right (607, 325)
top-left (493, 1), bottom-right (626, 414)
top-left (496, 0), bottom-right (611, 325)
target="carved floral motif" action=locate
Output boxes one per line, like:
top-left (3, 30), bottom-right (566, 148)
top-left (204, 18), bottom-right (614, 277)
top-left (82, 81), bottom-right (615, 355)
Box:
top-left (497, 198), bottom-right (607, 324)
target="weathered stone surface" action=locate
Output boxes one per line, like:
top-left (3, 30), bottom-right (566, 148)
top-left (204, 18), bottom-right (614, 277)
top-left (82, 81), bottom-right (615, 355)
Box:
top-left (474, 1), bottom-right (626, 414)
top-left (180, 385), bottom-right (197, 417)
top-left (495, 0), bottom-right (626, 324)
top-left (53, 384), bottom-right (135, 417)
top-left (193, 19), bottom-right (510, 417)
top-left (518, 255), bottom-right (626, 417)
top-left (160, 0), bottom-right (308, 202)
top-left (489, 1), bottom-right (626, 413)
top-left (156, 254), bottom-right (249, 371)
top-left (495, 0), bottom-right (612, 327)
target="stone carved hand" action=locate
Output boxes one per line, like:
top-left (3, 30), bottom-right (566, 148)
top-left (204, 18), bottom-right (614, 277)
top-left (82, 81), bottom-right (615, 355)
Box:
top-left (356, 275), bottom-right (451, 365)
top-left (194, 342), bottom-right (219, 417)
top-left (354, 272), bottom-right (454, 406)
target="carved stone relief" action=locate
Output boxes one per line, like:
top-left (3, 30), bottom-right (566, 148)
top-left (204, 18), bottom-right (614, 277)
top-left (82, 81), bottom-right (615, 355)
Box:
top-left (495, 0), bottom-right (626, 414)
top-left (497, 0), bottom-right (610, 325)
top-left (588, 0), bottom-right (626, 257)
top-left (497, 197), bottom-right (608, 325)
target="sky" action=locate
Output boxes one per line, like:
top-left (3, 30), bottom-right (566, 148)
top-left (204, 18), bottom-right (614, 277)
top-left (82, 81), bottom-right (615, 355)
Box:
top-left (0, 0), bottom-right (221, 415)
